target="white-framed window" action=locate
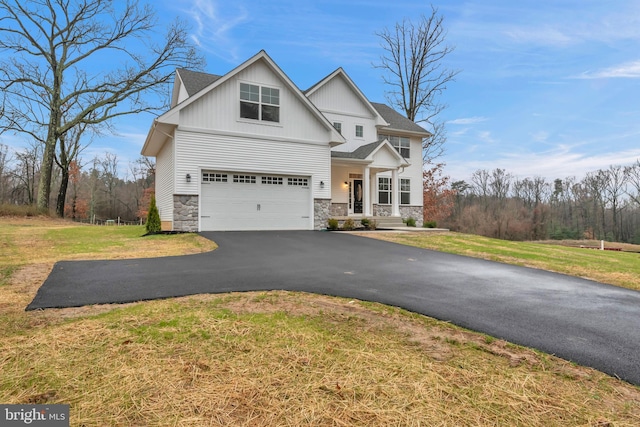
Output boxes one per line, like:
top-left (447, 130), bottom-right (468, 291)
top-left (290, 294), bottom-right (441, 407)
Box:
top-left (233, 174), bottom-right (256, 183)
top-left (262, 176), bottom-right (283, 185)
top-left (355, 125), bottom-right (364, 138)
top-left (240, 83), bottom-right (280, 122)
top-left (378, 177), bottom-right (392, 204)
top-left (288, 177), bottom-right (309, 187)
top-left (400, 178), bottom-right (411, 205)
top-left (333, 122), bottom-right (342, 134)
top-left (202, 172), bottom-right (227, 183)
top-left (379, 134), bottom-right (410, 158)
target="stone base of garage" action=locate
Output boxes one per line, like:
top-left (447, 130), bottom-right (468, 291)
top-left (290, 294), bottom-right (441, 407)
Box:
top-left (173, 194), bottom-right (199, 232)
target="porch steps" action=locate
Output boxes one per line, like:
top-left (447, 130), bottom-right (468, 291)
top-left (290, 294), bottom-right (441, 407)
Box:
top-left (331, 216), bottom-right (407, 229)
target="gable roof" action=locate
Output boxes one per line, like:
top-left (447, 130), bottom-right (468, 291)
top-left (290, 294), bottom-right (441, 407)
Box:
top-left (370, 103), bottom-right (431, 137)
top-left (305, 68), bottom-right (388, 128)
top-left (331, 140), bottom-right (409, 168)
top-left (176, 68), bottom-right (222, 97)
top-left (142, 50), bottom-right (345, 156)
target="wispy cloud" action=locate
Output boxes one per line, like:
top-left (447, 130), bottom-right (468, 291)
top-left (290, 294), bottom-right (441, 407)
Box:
top-left (179, 0), bottom-right (249, 63)
top-left (448, 116), bottom-right (488, 125)
top-left (572, 60), bottom-right (640, 79)
top-left (445, 145), bottom-right (640, 181)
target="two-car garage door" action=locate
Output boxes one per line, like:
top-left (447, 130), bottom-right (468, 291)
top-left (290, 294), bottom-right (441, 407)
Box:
top-left (200, 171), bottom-right (312, 231)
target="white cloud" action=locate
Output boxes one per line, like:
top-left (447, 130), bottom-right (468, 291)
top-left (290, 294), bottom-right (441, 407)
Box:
top-left (444, 146), bottom-right (640, 182)
top-left (572, 60), bottom-right (640, 79)
top-left (448, 116), bottom-right (488, 125)
top-left (180, 0), bottom-right (249, 63)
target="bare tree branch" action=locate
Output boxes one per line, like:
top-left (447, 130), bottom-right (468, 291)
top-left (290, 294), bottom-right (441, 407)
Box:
top-left (0, 0), bottom-right (204, 211)
top-left (375, 5), bottom-right (460, 165)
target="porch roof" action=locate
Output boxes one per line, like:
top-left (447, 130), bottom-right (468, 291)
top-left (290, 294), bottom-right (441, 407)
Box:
top-left (331, 140), bottom-right (409, 170)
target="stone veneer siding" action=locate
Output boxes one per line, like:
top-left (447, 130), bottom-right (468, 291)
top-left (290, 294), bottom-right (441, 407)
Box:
top-left (373, 204), bottom-right (392, 217)
top-left (173, 194), bottom-right (199, 232)
top-left (330, 203), bottom-right (348, 217)
top-left (400, 205), bottom-right (424, 227)
top-left (314, 199), bottom-right (331, 230)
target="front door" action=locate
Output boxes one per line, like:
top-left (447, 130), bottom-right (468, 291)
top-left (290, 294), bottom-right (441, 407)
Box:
top-left (353, 179), bottom-right (363, 214)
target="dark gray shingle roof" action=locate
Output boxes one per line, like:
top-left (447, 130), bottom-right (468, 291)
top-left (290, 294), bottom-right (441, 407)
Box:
top-left (177, 68), bottom-right (222, 96)
top-left (331, 141), bottom-right (384, 160)
top-left (370, 102), bottom-right (430, 135)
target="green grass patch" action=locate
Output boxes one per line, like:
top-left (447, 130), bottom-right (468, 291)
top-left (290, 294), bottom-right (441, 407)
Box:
top-left (372, 232), bottom-right (640, 291)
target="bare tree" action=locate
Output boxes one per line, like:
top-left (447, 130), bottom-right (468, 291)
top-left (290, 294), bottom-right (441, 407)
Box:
top-left (0, 143), bottom-right (10, 203)
top-left (0, 0), bottom-right (204, 212)
top-left (625, 160), bottom-right (640, 206)
top-left (55, 122), bottom-right (90, 217)
top-left (375, 5), bottom-right (459, 164)
top-left (11, 142), bottom-right (41, 204)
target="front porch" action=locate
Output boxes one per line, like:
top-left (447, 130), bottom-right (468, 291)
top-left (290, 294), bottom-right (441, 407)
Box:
top-left (330, 139), bottom-right (411, 220)
top-left (330, 215), bottom-right (406, 229)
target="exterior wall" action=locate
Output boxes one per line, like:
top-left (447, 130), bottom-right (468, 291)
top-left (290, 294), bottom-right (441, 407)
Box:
top-left (330, 165), bottom-right (351, 204)
top-left (373, 204), bottom-right (392, 217)
top-left (173, 130), bottom-right (331, 201)
top-left (374, 135), bottom-right (424, 210)
top-left (330, 203), bottom-right (348, 216)
top-left (173, 195), bottom-right (199, 232)
top-left (400, 205), bottom-right (424, 226)
top-left (314, 198), bottom-right (331, 230)
top-left (307, 74), bottom-right (380, 154)
top-left (179, 59), bottom-right (330, 144)
top-left (155, 135), bottom-right (175, 225)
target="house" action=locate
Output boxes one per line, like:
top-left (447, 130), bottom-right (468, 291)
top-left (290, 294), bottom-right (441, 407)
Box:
top-left (141, 50), bottom-right (430, 232)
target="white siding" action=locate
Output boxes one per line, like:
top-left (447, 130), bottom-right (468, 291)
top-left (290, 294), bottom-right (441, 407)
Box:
top-left (179, 59), bottom-right (330, 144)
top-left (403, 136), bottom-right (424, 207)
top-left (375, 140), bottom-right (423, 207)
top-left (174, 129), bottom-right (331, 200)
top-left (155, 137), bottom-right (175, 222)
top-left (326, 112), bottom-right (378, 153)
top-left (308, 75), bottom-right (372, 117)
top-left (331, 166), bottom-right (351, 204)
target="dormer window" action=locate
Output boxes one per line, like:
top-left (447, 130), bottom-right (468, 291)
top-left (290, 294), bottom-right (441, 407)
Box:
top-left (240, 83), bottom-right (280, 122)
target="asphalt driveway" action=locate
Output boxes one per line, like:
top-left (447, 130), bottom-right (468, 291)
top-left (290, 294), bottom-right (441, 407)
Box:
top-left (27, 231), bottom-right (640, 386)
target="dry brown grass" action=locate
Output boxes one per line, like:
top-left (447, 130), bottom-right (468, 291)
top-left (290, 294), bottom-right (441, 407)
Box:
top-left (1, 292), bottom-right (639, 426)
top-left (1, 218), bottom-right (639, 426)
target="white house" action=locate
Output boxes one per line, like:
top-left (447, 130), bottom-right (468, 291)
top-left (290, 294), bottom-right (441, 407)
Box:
top-left (141, 50), bottom-right (430, 232)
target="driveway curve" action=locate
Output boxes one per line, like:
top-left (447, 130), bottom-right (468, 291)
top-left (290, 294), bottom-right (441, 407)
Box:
top-left (27, 231), bottom-right (640, 386)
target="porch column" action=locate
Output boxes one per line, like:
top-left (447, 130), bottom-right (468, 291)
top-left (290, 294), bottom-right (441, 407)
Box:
top-left (363, 166), bottom-right (371, 217)
top-left (392, 168), bottom-right (400, 217)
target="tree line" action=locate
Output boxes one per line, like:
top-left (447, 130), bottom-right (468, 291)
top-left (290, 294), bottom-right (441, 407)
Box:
top-left (0, 142), bottom-right (154, 223)
top-left (426, 161), bottom-right (640, 243)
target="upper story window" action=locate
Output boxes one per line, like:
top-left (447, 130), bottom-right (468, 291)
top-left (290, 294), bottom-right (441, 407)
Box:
top-left (355, 125), bottom-right (364, 138)
top-left (379, 134), bottom-right (410, 158)
top-left (333, 122), bottom-right (342, 134)
top-left (240, 83), bottom-right (280, 122)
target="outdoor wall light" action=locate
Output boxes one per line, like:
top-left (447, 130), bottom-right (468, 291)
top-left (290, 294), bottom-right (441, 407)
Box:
top-left (320, 181), bottom-right (325, 188)
top-left (344, 181), bottom-right (348, 186)
top-left (186, 173), bottom-right (191, 183)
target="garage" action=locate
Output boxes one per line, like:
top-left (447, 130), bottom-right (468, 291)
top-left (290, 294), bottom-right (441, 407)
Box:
top-left (200, 171), bottom-right (312, 231)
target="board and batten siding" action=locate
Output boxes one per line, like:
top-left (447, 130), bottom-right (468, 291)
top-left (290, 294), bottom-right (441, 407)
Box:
top-left (179, 60), bottom-right (329, 143)
top-left (155, 136), bottom-right (175, 222)
top-left (308, 75), bottom-right (372, 118)
top-left (173, 129), bottom-right (331, 200)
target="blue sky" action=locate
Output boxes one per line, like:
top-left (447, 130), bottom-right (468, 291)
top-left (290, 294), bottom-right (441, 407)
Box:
top-left (4, 0), bottom-right (640, 182)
